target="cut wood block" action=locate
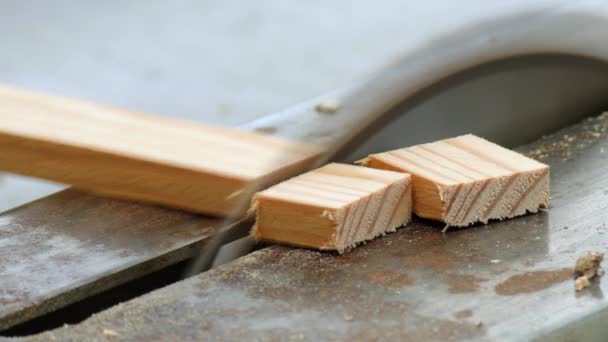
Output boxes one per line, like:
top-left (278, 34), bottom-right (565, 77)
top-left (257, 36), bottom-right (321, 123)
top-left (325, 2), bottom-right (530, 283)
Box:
top-left (360, 134), bottom-right (549, 227)
top-left (251, 163), bottom-right (412, 252)
top-left (0, 86), bottom-right (322, 216)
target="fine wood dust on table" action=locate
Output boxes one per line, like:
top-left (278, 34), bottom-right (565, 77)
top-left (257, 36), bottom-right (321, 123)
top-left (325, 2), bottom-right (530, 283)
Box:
top-left (525, 112), bottom-right (608, 162)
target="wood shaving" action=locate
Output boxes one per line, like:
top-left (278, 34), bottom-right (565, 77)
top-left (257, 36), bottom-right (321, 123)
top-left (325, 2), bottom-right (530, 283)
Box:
top-left (354, 157), bottom-right (370, 165)
top-left (575, 275), bottom-right (590, 291)
top-left (441, 224), bottom-right (450, 233)
top-left (574, 251), bottom-right (604, 291)
top-left (321, 210), bottom-right (336, 221)
top-left (574, 252), bottom-right (604, 279)
top-left (103, 329), bottom-right (119, 337)
top-left (226, 189), bottom-right (244, 200)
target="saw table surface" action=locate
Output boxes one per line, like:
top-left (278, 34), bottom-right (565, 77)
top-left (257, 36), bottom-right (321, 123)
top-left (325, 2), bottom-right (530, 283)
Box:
top-left (15, 114), bottom-right (608, 341)
top-left (0, 191), bottom-right (222, 330)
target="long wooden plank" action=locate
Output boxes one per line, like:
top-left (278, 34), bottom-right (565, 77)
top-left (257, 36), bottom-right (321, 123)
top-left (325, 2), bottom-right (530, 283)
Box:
top-left (0, 86), bottom-right (322, 216)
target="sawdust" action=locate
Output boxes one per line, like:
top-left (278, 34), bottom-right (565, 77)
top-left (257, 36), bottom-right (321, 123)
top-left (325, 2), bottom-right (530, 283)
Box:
top-left (343, 313), bottom-right (354, 321)
top-left (575, 276), bottom-right (590, 291)
top-left (574, 252), bottom-right (604, 291)
top-left (524, 112), bottom-right (608, 162)
top-left (103, 328), bottom-right (119, 337)
top-left (574, 252), bottom-right (604, 278)
top-left (320, 209), bottom-right (336, 221)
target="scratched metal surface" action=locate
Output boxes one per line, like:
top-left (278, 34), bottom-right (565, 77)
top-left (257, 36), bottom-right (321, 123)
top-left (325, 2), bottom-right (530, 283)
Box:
top-left (0, 190), bottom-right (221, 330)
top-left (21, 114), bottom-right (608, 341)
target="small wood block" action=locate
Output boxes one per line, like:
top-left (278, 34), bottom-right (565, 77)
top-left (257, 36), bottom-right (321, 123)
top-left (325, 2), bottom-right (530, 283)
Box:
top-left (251, 163), bottom-right (412, 253)
top-left (361, 134), bottom-right (549, 227)
top-left (0, 86), bottom-right (322, 216)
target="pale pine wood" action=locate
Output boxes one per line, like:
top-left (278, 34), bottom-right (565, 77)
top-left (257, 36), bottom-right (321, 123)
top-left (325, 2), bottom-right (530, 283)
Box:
top-left (251, 163), bottom-right (412, 252)
top-left (361, 134), bottom-right (549, 227)
top-left (0, 86), bottom-right (322, 215)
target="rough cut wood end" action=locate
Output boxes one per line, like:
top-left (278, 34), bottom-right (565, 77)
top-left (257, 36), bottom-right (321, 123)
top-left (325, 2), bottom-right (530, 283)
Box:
top-left (251, 163), bottom-right (412, 253)
top-left (361, 134), bottom-right (549, 227)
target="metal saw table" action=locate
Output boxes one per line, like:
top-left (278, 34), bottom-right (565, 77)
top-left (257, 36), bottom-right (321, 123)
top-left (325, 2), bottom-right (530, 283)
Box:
top-left (2, 1), bottom-right (608, 341)
top-left (7, 111), bottom-right (607, 341)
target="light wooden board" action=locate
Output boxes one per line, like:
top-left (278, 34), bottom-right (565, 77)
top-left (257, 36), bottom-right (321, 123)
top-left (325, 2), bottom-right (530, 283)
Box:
top-left (0, 86), bottom-right (322, 216)
top-left (362, 134), bottom-right (549, 227)
top-left (252, 163), bottom-right (412, 252)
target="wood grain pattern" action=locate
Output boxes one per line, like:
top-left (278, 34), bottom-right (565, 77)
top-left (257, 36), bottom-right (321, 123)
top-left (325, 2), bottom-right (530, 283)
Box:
top-left (362, 134), bottom-right (549, 227)
top-left (0, 86), bottom-right (322, 215)
top-left (251, 163), bottom-right (412, 252)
